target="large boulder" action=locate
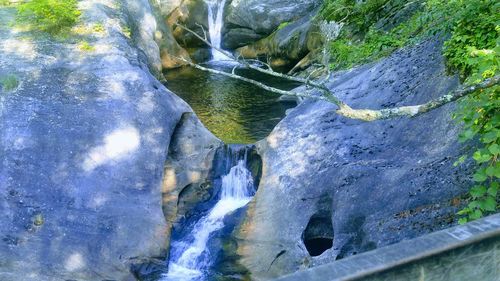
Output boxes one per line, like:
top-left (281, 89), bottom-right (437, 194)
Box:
top-left (235, 10), bottom-right (323, 68)
top-left (223, 0), bottom-right (322, 49)
top-left (145, 0), bottom-right (191, 69)
top-left (0, 0), bottom-right (197, 279)
top-left (158, 0), bottom-right (184, 16)
top-left (167, 0), bottom-right (210, 48)
top-left (131, 112), bottom-right (222, 280)
top-left (161, 113), bottom-right (223, 256)
top-left (234, 39), bottom-right (474, 280)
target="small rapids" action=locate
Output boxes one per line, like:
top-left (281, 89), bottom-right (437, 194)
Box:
top-left (161, 149), bottom-right (255, 281)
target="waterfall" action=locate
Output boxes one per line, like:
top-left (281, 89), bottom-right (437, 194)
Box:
top-left (206, 0), bottom-right (227, 61)
top-left (161, 148), bottom-right (255, 281)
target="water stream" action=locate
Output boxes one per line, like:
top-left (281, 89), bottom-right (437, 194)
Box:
top-left (159, 2), bottom-right (293, 279)
top-left (206, 0), bottom-right (227, 60)
top-left (161, 147), bottom-right (255, 281)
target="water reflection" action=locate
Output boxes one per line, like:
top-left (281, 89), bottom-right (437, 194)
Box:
top-left (163, 62), bottom-right (299, 144)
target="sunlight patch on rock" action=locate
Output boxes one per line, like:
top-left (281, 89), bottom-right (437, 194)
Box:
top-left (2, 39), bottom-right (37, 60)
top-left (65, 252), bottom-right (85, 272)
top-left (82, 126), bottom-right (141, 172)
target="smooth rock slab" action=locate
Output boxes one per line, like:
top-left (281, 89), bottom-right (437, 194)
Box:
top-left (235, 39), bottom-right (475, 280)
top-left (0, 1), bottom-right (192, 280)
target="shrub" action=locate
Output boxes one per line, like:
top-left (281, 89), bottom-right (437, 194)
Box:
top-left (446, 0), bottom-right (499, 223)
top-left (320, 0), bottom-right (389, 34)
top-left (328, 12), bottom-right (421, 69)
top-left (17, 0), bottom-right (81, 34)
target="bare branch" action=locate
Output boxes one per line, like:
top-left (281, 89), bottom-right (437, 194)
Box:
top-left (194, 23), bottom-right (208, 41)
top-left (173, 55), bottom-right (323, 101)
top-left (172, 23), bottom-right (499, 122)
top-left (174, 23), bottom-right (345, 107)
top-left (337, 75), bottom-right (500, 121)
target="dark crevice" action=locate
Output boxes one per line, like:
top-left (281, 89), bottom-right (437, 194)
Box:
top-left (267, 250), bottom-right (287, 271)
top-left (302, 197), bottom-right (334, 257)
top-left (305, 238), bottom-right (333, 257)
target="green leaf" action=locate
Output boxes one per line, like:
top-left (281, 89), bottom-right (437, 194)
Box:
top-left (459, 129), bottom-right (475, 142)
top-left (492, 164), bottom-right (500, 178)
top-left (472, 151), bottom-right (492, 163)
top-left (473, 170), bottom-right (488, 182)
top-left (482, 132), bottom-right (500, 144)
top-left (470, 185), bottom-right (487, 198)
top-left (470, 209), bottom-right (483, 220)
top-left (458, 217), bottom-right (468, 225)
top-left (488, 143), bottom-right (500, 155)
top-left (487, 182), bottom-right (498, 197)
top-left (481, 196), bottom-right (496, 212)
top-left (468, 201), bottom-right (479, 209)
top-left (486, 166), bottom-right (496, 177)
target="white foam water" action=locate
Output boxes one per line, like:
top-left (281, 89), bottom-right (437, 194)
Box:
top-left (206, 0), bottom-right (228, 61)
top-left (161, 156), bottom-right (255, 281)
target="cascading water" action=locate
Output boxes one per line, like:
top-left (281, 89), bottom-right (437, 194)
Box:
top-left (161, 148), bottom-right (255, 281)
top-left (206, 0), bottom-right (227, 61)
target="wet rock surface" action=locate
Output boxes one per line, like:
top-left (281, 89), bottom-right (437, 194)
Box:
top-left (0, 1), bottom-right (192, 280)
top-left (235, 39), bottom-right (474, 280)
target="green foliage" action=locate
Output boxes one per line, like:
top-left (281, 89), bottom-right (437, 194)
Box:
top-left (442, 1), bottom-right (498, 79)
top-left (320, 0), bottom-right (389, 33)
top-left (446, 0), bottom-right (500, 223)
top-left (324, 0), bottom-right (499, 223)
top-left (78, 40), bottom-right (95, 52)
top-left (328, 12), bottom-right (422, 69)
top-left (0, 74), bottom-right (19, 92)
top-left (17, 0), bottom-right (81, 34)
top-left (0, 0), bottom-right (12, 7)
top-left (323, 0), bottom-right (498, 72)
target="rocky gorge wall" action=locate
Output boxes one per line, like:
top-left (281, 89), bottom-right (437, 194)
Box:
top-left (0, 0), bottom-right (214, 280)
top-left (0, 1), bottom-right (484, 281)
top-left (158, 0), bottom-right (324, 66)
top-left (233, 39), bottom-right (474, 280)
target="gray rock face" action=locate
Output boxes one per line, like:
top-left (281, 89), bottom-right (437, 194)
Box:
top-left (167, 0), bottom-right (210, 48)
top-left (126, 0), bottom-right (190, 71)
top-left (235, 10), bottom-right (322, 67)
top-left (222, 28), bottom-right (264, 50)
top-left (235, 39), bottom-right (474, 280)
top-left (223, 0), bottom-right (321, 48)
top-left (0, 1), bottom-right (195, 280)
top-left (158, 0), bottom-right (184, 16)
top-left (161, 112), bottom-right (223, 254)
top-left (131, 112), bottom-right (222, 280)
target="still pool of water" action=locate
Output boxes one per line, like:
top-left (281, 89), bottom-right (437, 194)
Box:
top-left (163, 62), bottom-right (299, 144)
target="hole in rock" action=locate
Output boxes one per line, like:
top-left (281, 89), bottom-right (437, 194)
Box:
top-left (303, 216), bottom-right (334, 257)
top-left (304, 238), bottom-right (333, 256)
